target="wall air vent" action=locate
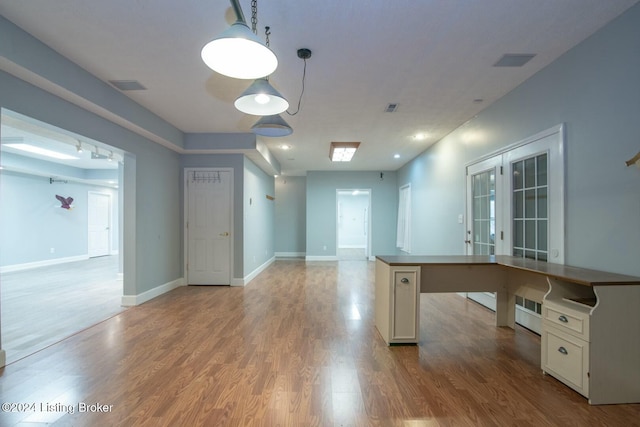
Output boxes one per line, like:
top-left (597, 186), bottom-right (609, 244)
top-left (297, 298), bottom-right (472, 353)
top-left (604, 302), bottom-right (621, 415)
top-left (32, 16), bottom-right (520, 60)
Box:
top-left (108, 80), bottom-right (147, 91)
top-left (384, 103), bottom-right (399, 113)
top-left (493, 54), bottom-right (536, 67)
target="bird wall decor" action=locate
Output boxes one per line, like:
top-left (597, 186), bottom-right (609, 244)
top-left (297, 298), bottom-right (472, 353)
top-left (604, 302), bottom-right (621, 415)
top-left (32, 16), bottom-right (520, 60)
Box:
top-left (625, 151), bottom-right (640, 168)
top-left (55, 195), bottom-right (74, 210)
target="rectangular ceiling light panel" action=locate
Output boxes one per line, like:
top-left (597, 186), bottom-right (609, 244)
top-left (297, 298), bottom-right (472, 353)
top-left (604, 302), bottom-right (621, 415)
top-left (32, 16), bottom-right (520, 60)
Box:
top-left (330, 142), bottom-right (360, 162)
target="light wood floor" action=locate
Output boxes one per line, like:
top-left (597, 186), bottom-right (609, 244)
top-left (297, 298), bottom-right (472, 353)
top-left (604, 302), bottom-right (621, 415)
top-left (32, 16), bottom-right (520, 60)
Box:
top-left (1, 256), bottom-right (125, 364)
top-left (0, 259), bottom-right (638, 426)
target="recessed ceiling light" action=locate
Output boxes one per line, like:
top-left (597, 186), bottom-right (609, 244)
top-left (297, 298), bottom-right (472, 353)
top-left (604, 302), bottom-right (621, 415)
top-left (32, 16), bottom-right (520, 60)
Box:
top-left (280, 144), bottom-right (291, 150)
top-left (414, 133), bottom-right (427, 141)
top-left (394, 154), bottom-right (401, 159)
top-left (4, 143), bottom-right (78, 160)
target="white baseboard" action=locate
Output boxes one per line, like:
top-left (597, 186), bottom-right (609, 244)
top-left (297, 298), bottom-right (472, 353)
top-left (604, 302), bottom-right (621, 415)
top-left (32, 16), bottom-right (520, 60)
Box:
top-left (338, 245), bottom-right (366, 249)
top-left (233, 256), bottom-right (276, 287)
top-left (121, 277), bottom-right (184, 306)
top-left (230, 278), bottom-right (245, 286)
top-left (0, 254), bottom-right (89, 273)
top-left (275, 252), bottom-right (305, 258)
top-left (305, 255), bottom-right (339, 261)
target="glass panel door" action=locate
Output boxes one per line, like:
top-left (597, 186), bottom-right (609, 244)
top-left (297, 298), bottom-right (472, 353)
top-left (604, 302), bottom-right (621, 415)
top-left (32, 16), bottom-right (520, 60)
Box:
top-left (466, 156), bottom-right (502, 256)
top-left (472, 169), bottom-right (496, 255)
top-left (511, 153), bottom-right (548, 261)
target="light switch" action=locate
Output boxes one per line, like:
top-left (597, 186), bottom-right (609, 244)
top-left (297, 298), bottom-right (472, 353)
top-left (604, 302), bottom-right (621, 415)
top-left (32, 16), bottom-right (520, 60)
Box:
top-left (458, 214), bottom-right (464, 224)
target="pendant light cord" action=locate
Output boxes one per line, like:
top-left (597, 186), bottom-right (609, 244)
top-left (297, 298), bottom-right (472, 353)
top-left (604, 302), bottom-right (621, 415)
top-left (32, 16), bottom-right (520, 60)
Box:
top-left (286, 56), bottom-right (307, 116)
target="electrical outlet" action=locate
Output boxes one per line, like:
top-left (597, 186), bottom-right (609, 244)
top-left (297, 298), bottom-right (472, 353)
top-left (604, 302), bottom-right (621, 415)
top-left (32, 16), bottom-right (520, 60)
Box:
top-left (323, 245), bottom-right (327, 251)
top-left (50, 247), bottom-right (55, 254)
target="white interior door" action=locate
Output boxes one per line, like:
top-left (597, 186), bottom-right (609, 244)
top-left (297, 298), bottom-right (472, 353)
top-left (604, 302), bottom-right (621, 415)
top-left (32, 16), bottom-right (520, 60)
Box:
top-left (186, 170), bottom-right (231, 285)
top-left (88, 192), bottom-right (111, 257)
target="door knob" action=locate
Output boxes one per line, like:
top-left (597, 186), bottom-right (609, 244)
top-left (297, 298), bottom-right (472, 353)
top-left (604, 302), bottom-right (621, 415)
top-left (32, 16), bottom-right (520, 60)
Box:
top-left (220, 232), bottom-right (229, 237)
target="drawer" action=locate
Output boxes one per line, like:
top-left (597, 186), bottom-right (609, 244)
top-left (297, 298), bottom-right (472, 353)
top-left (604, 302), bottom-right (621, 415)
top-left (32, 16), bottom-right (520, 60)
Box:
top-left (543, 300), bottom-right (590, 341)
top-left (542, 326), bottom-right (589, 397)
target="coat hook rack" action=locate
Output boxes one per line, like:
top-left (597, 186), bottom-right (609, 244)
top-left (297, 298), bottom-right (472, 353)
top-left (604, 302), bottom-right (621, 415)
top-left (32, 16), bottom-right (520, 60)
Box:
top-left (50, 177), bottom-right (68, 184)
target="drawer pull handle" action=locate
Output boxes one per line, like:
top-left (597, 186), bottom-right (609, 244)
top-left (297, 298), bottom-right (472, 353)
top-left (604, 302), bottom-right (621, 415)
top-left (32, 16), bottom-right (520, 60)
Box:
top-left (558, 346), bottom-right (568, 355)
top-left (400, 278), bottom-right (409, 284)
top-left (558, 315), bottom-right (568, 323)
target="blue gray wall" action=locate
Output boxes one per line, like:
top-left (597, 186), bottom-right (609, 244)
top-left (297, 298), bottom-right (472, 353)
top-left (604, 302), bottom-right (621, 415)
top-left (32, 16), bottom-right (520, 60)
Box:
top-left (398, 4), bottom-right (640, 275)
top-left (274, 176), bottom-right (306, 256)
top-left (306, 171), bottom-right (398, 258)
top-left (243, 157), bottom-right (275, 273)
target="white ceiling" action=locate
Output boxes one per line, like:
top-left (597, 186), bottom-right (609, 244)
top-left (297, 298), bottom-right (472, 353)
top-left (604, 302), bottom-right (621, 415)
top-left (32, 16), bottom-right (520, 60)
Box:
top-left (0, 0), bottom-right (637, 176)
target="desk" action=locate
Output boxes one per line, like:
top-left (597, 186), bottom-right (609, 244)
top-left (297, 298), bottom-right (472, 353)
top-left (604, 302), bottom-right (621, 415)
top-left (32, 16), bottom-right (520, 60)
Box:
top-left (374, 255), bottom-right (640, 405)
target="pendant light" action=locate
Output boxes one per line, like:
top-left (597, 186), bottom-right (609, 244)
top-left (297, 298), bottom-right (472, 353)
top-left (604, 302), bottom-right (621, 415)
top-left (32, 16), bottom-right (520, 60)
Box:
top-left (235, 78), bottom-right (289, 115)
top-left (251, 114), bottom-right (293, 137)
top-left (249, 48), bottom-right (311, 137)
top-left (200, 0), bottom-right (277, 79)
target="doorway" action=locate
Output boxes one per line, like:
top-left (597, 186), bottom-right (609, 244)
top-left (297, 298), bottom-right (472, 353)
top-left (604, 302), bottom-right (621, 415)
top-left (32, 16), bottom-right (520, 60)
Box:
top-left (0, 108), bottom-right (125, 364)
top-left (464, 125), bottom-right (565, 334)
top-left (336, 189), bottom-right (371, 260)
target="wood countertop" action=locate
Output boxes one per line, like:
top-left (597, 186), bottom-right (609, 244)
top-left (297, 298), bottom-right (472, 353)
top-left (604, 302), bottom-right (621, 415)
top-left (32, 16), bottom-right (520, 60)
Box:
top-left (376, 255), bottom-right (640, 287)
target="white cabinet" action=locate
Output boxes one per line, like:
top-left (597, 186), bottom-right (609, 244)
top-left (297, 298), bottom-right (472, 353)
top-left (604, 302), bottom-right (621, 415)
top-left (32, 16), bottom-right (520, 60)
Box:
top-left (541, 279), bottom-right (640, 404)
top-left (542, 299), bottom-right (591, 397)
top-left (375, 261), bottom-right (420, 344)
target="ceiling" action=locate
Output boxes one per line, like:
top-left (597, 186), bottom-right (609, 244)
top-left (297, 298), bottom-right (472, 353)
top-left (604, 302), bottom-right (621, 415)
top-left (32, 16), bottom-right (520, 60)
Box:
top-left (0, 0), bottom-right (637, 176)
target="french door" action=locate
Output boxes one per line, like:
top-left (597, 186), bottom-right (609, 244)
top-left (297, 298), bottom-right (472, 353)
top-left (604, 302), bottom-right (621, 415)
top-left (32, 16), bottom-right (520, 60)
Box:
top-left (465, 125), bottom-right (565, 332)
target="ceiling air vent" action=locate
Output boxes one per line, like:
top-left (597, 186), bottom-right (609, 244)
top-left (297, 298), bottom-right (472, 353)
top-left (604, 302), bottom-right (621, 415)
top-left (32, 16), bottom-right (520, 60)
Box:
top-left (384, 103), bottom-right (399, 113)
top-left (493, 54), bottom-right (536, 67)
top-left (108, 80), bottom-right (147, 91)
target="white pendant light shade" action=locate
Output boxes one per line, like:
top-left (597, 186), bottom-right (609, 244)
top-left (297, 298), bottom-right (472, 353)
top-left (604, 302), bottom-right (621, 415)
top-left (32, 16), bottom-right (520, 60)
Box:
top-left (251, 114), bottom-right (293, 137)
top-left (235, 78), bottom-right (289, 115)
top-left (201, 21), bottom-right (278, 80)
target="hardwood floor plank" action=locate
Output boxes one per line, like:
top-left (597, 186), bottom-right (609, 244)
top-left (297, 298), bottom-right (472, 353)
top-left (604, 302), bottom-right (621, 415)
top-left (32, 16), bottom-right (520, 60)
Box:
top-left (0, 259), bottom-right (639, 426)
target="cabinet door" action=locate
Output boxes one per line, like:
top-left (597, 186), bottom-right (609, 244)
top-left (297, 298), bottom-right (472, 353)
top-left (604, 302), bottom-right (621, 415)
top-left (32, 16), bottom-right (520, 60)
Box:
top-left (392, 270), bottom-right (418, 341)
top-left (542, 326), bottom-right (589, 397)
